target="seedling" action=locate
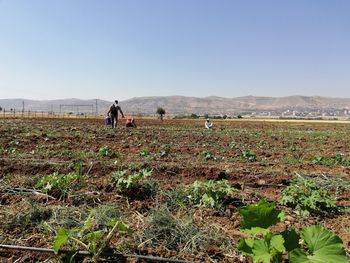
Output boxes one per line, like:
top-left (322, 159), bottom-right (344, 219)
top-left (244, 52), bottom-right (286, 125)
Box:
top-left (53, 209), bottom-right (131, 262)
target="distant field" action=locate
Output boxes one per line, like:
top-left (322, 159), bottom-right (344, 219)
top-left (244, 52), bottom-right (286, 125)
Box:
top-left (0, 118), bottom-right (349, 262)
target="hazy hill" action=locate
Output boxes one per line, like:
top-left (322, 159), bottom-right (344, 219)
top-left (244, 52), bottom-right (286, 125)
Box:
top-left (121, 95), bottom-right (350, 115)
top-left (1, 96), bottom-right (350, 115)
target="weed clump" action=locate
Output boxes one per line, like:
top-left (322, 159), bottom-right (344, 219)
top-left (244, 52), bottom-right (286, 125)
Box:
top-left (138, 209), bottom-right (232, 254)
top-left (4, 201), bottom-right (51, 232)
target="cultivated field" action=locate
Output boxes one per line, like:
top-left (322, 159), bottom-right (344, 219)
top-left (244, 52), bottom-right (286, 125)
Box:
top-left (0, 118), bottom-right (349, 262)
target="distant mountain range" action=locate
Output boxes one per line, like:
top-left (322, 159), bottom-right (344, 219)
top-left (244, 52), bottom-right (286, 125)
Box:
top-left (1, 96), bottom-right (350, 116)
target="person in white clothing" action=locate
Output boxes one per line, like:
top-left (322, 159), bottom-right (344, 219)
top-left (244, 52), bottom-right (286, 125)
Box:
top-left (205, 118), bottom-right (213, 129)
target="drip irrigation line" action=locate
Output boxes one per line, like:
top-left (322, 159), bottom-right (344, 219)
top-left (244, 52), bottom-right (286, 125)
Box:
top-left (0, 244), bottom-right (197, 263)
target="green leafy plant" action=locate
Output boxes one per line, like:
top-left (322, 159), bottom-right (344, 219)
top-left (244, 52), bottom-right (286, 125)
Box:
top-left (312, 156), bottom-right (324, 164)
top-left (199, 151), bottom-right (216, 161)
top-left (186, 180), bottom-right (236, 210)
top-left (111, 169), bottom-right (153, 191)
top-left (159, 144), bottom-right (171, 157)
top-left (312, 154), bottom-right (350, 166)
top-left (239, 200), bottom-right (286, 229)
top-left (241, 150), bottom-right (257, 162)
top-left (139, 148), bottom-right (150, 157)
top-left (53, 209), bottom-right (131, 262)
top-left (238, 200), bottom-right (287, 263)
top-left (279, 175), bottom-right (338, 216)
top-left (98, 146), bottom-right (111, 157)
top-left (289, 225), bottom-right (348, 263)
top-left (36, 163), bottom-right (85, 200)
top-left (237, 201), bottom-right (348, 263)
top-left (239, 231), bottom-right (287, 263)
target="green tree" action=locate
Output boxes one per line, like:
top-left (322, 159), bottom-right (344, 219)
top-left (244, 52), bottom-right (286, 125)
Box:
top-left (156, 107), bottom-right (166, 121)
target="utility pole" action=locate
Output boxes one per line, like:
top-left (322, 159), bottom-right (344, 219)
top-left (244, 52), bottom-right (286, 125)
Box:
top-left (95, 99), bottom-right (98, 115)
top-left (22, 101), bottom-right (24, 114)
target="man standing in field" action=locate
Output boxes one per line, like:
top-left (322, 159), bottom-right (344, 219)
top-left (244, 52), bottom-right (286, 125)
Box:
top-left (107, 100), bottom-right (125, 128)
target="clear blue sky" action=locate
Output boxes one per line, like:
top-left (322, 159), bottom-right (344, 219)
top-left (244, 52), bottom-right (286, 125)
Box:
top-left (0, 0), bottom-right (349, 100)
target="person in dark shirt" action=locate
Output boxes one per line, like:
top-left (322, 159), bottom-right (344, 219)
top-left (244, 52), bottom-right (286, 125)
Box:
top-left (107, 100), bottom-right (125, 128)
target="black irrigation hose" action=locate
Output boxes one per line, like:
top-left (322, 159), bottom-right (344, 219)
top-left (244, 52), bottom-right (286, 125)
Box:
top-left (0, 244), bottom-right (197, 263)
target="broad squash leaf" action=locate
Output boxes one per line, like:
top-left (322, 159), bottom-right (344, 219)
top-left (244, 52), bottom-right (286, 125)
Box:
top-left (289, 225), bottom-right (348, 263)
top-left (107, 220), bottom-right (132, 235)
top-left (116, 221), bottom-right (131, 233)
top-left (289, 248), bottom-right (310, 262)
top-left (53, 228), bottom-right (69, 254)
top-left (239, 200), bottom-right (284, 229)
top-left (282, 228), bottom-right (300, 252)
top-left (242, 227), bottom-right (270, 236)
top-left (252, 240), bottom-right (271, 263)
top-left (238, 238), bottom-right (254, 255)
top-left (270, 235), bottom-right (286, 253)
